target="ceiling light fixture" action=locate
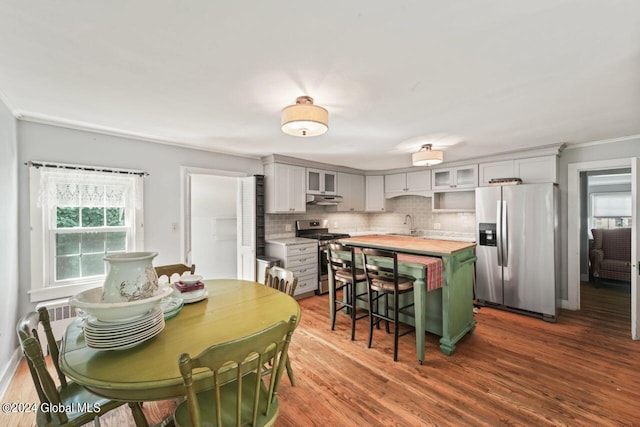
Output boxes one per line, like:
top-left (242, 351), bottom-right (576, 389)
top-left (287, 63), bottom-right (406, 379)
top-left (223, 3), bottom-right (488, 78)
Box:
top-left (412, 144), bottom-right (443, 166)
top-left (281, 96), bottom-right (328, 137)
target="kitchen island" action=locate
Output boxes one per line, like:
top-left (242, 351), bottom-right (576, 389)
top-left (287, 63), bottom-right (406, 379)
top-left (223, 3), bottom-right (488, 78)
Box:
top-left (338, 235), bottom-right (477, 362)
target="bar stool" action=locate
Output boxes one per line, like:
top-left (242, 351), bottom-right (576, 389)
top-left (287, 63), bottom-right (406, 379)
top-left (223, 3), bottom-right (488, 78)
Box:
top-left (327, 243), bottom-right (369, 340)
top-left (362, 248), bottom-right (415, 361)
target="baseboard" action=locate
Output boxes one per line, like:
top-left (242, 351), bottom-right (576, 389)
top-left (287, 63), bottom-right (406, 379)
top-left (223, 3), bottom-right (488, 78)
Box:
top-left (0, 347), bottom-right (23, 401)
top-left (580, 273), bottom-right (589, 282)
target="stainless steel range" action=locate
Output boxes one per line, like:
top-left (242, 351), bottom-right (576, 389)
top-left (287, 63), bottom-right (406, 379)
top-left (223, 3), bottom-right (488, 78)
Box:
top-left (295, 220), bottom-right (350, 295)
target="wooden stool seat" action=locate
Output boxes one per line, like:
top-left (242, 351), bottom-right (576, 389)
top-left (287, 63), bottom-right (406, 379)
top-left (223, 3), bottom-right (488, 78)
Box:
top-left (327, 244), bottom-right (369, 341)
top-left (362, 248), bottom-right (416, 362)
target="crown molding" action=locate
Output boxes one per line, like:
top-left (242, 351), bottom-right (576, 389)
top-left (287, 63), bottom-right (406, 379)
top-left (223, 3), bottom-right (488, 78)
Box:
top-left (564, 134), bottom-right (640, 150)
top-left (14, 111), bottom-right (261, 161)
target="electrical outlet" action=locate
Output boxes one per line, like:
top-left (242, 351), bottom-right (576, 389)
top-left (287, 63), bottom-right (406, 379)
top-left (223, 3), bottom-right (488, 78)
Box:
top-left (284, 224), bottom-right (292, 232)
top-left (333, 221), bottom-right (339, 228)
top-left (433, 223), bottom-right (441, 230)
top-left (171, 222), bottom-right (178, 232)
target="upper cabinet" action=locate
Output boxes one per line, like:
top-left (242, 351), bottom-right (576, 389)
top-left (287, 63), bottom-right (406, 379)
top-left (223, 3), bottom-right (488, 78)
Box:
top-left (384, 170), bottom-right (431, 198)
top-left (479, 156), bottom-right (557, 186)
top-left (431, 165), bottom-right (478, 190)
top-left (514, 156), bottom-right (557, 184)
top-left (306, 168), bottom-right (337, 195)
top-left (336, 172), bottom-right (365, 212)
top-left (365, 175), bottom-right (387, 212)
top-left (264, 163), bottom-right (306, 213)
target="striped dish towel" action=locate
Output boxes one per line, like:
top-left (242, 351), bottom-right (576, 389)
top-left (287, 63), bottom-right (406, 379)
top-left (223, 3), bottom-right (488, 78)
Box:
top-left (397, 254), bottom-right (443, 291)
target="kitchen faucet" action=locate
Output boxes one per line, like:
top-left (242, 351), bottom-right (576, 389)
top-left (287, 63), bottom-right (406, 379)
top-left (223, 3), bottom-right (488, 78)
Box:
top-left (403, 214), bottom-right (416, 235)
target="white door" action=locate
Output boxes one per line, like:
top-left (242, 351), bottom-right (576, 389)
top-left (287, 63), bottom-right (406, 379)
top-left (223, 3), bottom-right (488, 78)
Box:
top-left (632, 158), bottom-right (640, 339)
top-left (237, 176), bottom-right (256, 281)
top-left (186, 172), bottom-right (241, 280)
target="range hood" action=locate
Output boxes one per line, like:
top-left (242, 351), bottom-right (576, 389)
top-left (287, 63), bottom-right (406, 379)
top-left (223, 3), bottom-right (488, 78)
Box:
top-left (306, 194), bottom-right (343, 205)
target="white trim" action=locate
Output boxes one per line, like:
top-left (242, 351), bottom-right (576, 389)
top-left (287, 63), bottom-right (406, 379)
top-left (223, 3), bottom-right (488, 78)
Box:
top-left (566, 158), bottom-right (631, 311)
top-left (179, 166), bottom-right (249, 266)
top-left (0, 348), bottom-right (23, 401)
top-left (631, 158), bottom-right (640, 340)
top-left (564, 135), bottom-right (640, 150)
top-left (28, 167), bottom-right (145, 302)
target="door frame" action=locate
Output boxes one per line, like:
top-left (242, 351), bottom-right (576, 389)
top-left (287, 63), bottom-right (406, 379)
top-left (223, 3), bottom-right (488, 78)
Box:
top-left (566, 157), bottom-right (637, 338)
top-left (180, 166), bottom-right (247, 266)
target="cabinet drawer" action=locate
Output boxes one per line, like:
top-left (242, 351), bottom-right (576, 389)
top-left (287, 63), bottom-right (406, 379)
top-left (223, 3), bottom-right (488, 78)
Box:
top-left (286, 252), bottom-right (317, 268)
top-left (289, 263), bottom-right (317, 277)
top-left (286, 244), bottom-right (316, 256)
top-left (294, 274), bottom-right (318, 296)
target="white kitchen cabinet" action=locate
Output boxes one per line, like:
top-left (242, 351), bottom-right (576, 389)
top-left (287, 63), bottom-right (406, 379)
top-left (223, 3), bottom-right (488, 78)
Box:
top-left (306, 168), bottom-right (337, 195)
top-left (384, 170), bottom-right (431, 197)
top-left (431, 164), bottom-right (478, 190)
top-left (266, 240), bottom-right (318, 298)
top-left (515, 156), bottom-right (557, 183)
top-left (365, 175), bottom-right (387, 212)
top-left (479, 160), bottom-right (515, 186)
top-left (336, 172), bottom-right (365, 212)
top-left (478, 156), bottom-right (557, 186)
top-left (264, 163), bottom-right (306, 213)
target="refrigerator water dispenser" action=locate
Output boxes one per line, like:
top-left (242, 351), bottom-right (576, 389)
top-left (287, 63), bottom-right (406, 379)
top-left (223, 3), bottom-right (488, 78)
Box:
top-left (479, 223), bottom-right (497, 246)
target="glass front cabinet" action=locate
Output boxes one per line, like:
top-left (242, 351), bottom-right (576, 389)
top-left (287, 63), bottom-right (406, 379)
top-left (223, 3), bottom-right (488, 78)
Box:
top-left (306, 168), bottom-right (337, 195)
top-left (431, 164), bottom-right (478, 190)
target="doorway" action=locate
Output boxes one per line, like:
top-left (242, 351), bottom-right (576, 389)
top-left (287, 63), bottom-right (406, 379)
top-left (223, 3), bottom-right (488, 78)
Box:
top-left (180, 167), bottom-right (247, 280)
top-left (567, 157), bottom-right (639, 339)
top-left (579, 169), bottom-right (632, 320)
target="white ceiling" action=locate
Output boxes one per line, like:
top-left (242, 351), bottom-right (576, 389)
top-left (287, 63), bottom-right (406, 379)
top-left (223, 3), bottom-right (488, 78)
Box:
top-left (1, 1), bottom-right (639, 170)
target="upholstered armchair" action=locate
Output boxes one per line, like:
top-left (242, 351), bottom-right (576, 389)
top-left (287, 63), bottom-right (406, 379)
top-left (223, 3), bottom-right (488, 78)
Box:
top-left (589, 228), bottom-right (631, 283)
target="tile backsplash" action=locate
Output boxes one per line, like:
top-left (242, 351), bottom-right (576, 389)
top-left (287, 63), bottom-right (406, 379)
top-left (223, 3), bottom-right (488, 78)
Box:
top-left (266, 195), bottom-right (475, 238)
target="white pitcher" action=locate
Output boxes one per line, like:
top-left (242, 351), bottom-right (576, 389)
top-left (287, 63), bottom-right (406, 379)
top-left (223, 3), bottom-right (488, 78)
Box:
top-left (102, 252), bottom-right (159, 303)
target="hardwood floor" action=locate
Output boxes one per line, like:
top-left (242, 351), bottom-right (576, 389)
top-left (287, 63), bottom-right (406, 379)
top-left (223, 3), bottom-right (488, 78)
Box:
top-left (3, 282), bottom-right (639, 426)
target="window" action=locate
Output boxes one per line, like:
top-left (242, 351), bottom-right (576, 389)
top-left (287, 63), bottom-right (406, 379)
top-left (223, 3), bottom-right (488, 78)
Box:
top-left (589, 192), bottom-right (632, 232)
top-left (29, 163), bottom-right (144, 302)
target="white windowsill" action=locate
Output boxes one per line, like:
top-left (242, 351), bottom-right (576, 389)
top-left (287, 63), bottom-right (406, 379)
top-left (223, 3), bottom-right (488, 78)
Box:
top-left (30, 280), bottom-right (103, 303)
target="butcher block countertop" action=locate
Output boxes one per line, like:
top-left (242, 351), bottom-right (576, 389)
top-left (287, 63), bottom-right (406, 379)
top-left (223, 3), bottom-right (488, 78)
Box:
top-left (339, 234), bottom-right (476, 256)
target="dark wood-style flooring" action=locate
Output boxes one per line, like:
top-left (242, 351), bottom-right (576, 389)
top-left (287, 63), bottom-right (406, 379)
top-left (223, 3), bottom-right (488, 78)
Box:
top-left (2, 282), bottom-right (639, 426)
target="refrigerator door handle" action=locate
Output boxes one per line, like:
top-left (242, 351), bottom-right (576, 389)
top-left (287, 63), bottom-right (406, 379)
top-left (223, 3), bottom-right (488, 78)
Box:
top-left (496, 200), bottom-right (502, 267)
top-left (502, 200), bottom-right (508, 267)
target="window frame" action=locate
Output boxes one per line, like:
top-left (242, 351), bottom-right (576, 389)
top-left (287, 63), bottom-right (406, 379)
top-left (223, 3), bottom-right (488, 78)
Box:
top-left (29, 165), bottom-right (144, 302)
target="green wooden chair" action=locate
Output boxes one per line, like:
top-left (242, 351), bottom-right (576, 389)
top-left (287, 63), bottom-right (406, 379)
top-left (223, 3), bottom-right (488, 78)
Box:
top-left (263, 266), bottom-right (297, 296)
top-left (173, 315), bottom-right (297, 427)
top-left (155, 263), bottom-right (196, 283)
top-left (16, 308), bottom-right (146, 426)
top-left (263, 266), bottom-right (297, 386)
top-left (362, 248), bottom-right (416, 362)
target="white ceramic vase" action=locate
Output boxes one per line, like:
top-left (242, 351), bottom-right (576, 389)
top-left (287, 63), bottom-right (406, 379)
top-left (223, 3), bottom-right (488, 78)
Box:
top-left (102, 252), bottom-right (159, 303)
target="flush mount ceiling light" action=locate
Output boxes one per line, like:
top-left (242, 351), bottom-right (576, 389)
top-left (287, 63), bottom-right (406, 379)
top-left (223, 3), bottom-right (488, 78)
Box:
top-left (281, 96), bottom-right (329, 137)
top-left (412, 144), bottom-right (443, 166)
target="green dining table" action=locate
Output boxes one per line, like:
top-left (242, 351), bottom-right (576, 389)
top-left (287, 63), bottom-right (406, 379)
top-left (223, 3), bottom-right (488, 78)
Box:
top-left (60, 279), bottom-right (301, 426)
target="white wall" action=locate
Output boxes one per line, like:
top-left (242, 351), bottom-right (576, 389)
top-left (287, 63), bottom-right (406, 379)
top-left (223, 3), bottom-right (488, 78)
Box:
top-left (190, 174), bottom-right (238, 279)
top-left (559, 136), bottom-right (640, 299)
top-left (17, 121), bottom-right (263, 318)
top-left (0, 97), bottom-right (19, 395)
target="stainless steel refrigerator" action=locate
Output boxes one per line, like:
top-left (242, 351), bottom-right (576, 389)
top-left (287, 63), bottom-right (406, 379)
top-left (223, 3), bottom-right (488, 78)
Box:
top-left (475, 183), bottom-right (559, 321)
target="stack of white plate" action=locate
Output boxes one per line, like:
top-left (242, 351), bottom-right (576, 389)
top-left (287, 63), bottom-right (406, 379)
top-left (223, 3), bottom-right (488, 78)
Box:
top-left (161, 296), bottom-right (184, 320)
top-left (174, 287), bottom-right (208, 304)
top-left (84, 306), bottom-right (165, 351)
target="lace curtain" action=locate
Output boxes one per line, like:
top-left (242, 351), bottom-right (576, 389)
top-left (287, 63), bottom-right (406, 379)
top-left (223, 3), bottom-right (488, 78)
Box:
top-left (38, 168), bottom-right (143, 210)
